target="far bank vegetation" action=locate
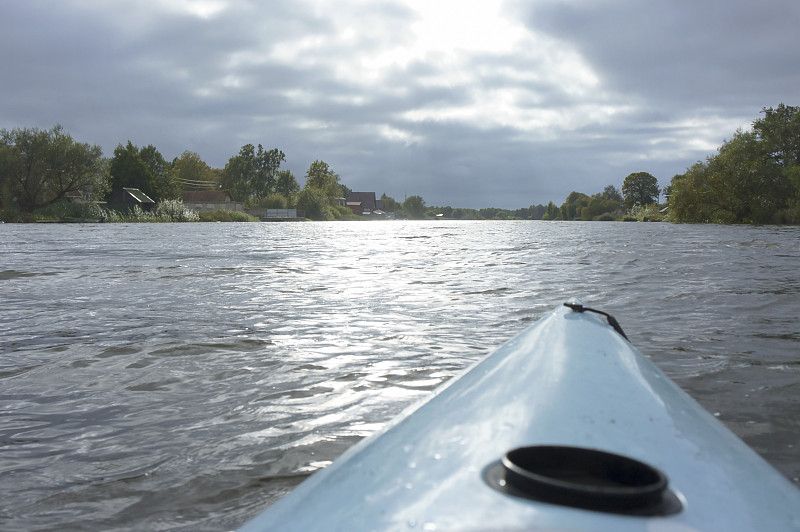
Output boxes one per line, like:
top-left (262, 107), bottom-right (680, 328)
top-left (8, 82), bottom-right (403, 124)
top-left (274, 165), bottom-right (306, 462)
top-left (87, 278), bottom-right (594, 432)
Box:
top-left (2, 104), bottom-right (798, 224)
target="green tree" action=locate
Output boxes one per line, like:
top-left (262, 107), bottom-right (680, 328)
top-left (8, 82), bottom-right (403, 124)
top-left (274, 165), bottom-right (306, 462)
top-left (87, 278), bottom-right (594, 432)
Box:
top-left (560, 191), bottom-right (590, 220)
top-left (622, 172), bottom-right (659, 208)
top-left (109, 141), bottom-right (178, 202)
top-left (513, 204), bottom-right (546, 219)
top-left (669, 129), bottom-right (792, 223)
top-left (275, 169), bottom-right (300, 198)
top-left (254, 194), bottom-right (289, 209)
top-left (140, 145), bottom-right (180, 200)
top-left (753, 104), bottom-right (800, 221)
top-left (669, 163), bottom-right (716, 223)
top-left (172, 151), bottom-right (218, 189)
top-left (542, 201), bottom-right (559, 220)
top-left (480, 207), bottom-right (501, 219)
top-left (304, 160), bottom-right (342, 199)
top-left (402, 195), bottom-right (426, 218)
top-left (221, 144), bottom-right (285, 201)
top-left (221, 144), bottom-right (255, 201)
top-left (753, 104), bottom-right (800, 167)
top-left (252, 145), bottom-right (285, 199)
top-left (296, 186), bottom-right (331, 220)
top-left (601, 185), bottom-right (624, 205)
top-left (0, 125), bottom-right (109, 211)
top-left (582, 196), bottom-right (618, 220)
top-left (380, 193), bottom-right (402, 213)
top-left (109, 142), bottom-right (151, 197)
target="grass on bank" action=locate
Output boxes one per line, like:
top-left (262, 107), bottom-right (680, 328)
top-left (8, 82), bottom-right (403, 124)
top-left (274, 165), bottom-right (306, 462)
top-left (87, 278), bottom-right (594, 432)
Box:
top-left (197, 210), bottom-right (259, 222)
top-left (0, 200), bottom-right (260, 223)
top-left (0, 198), bottom-right (667, 224)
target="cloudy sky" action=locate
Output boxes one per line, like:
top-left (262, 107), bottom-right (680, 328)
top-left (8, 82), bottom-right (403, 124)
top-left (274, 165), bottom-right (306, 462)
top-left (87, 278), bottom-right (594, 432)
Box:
top-left (2, 0), bottom-right (798, 208)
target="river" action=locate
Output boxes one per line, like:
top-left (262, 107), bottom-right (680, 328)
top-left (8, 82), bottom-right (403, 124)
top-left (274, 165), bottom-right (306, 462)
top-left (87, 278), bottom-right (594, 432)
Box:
top-left (1, 220), bottom-right (799, 531)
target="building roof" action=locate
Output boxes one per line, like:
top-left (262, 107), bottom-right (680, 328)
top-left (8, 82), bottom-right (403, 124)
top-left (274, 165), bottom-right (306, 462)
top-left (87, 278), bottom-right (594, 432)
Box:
top-left (123, 188), bottom-right (155, 204)
top-left (347, 192), bottom-right (377, 212)
top-left (181, 190), bottom-right (229, 203)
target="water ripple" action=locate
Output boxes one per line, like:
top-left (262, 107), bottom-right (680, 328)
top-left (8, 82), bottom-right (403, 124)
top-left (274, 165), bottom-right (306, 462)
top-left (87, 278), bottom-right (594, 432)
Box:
top-left (1, 221), bottom-right (799, 530)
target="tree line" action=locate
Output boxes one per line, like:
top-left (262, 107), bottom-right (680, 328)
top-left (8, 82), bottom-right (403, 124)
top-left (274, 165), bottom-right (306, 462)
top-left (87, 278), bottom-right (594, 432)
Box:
top-left (4, 104), bottom-right (796, 223)
top-left (667, 104), bottom-right (800, 224)
top-left (0, 124), bottom-right (663, 222)
top-left (0, 126), bottom-right (447, 221)
top-left (0, 122), bottom-right (661, 223)
top-left (424, 173), bottom-right (659, 222)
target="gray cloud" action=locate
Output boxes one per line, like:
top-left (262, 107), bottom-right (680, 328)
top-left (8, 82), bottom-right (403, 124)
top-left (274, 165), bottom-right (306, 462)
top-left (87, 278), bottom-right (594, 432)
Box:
top-left (2, 0), bottom-right (798, 208)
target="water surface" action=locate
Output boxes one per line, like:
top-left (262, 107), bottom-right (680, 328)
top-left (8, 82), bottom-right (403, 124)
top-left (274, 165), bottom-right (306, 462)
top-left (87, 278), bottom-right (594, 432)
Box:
top-left (2, 221), bottom-right (799, 530)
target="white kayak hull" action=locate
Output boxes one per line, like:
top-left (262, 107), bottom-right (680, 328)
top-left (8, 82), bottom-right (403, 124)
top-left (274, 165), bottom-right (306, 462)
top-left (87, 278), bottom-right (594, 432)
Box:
top-left (240, 301), bottom-right (800, 531)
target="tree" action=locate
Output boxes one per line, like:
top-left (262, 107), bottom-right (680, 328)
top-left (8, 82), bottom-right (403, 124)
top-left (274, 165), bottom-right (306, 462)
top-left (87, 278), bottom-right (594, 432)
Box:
top-left (622, 172), bottom-right (660, 208)
top-left (583, 195), bottom-right (620, 220)
top-left (252, 145), bottom-right (285, 199)
top-left (669, 105), bottom-right (800, 223)
top-left (275, 169), bottom-right (300, 198)
top-left (172, 151), bottom-right (218, 190)
top-left (560, 191), bottom-right (590, 220)
top-left (296, 186), bottom-right (331, 220)
top-left (221, 144), bottom-right (255, 201)
top-left (753, 104), bottom-right (800, 168)
top-left (380, 193), bottom-right (402, 213)
top-left (480, 207), bottom-right (502, 219)
top-left (402, 195), bottom-right (426, 218)
top-left (221, 144), bottom-right (285, 201)
top-left (753, 104), bottom-right (800, 221)
top-left (0, 125), bottom-right (109, 211)
top-left (669, 163), bottom-right (717, 223)
top-left (140, 144), bottom-right (180, 201)
top-left (601, 185), bottom-right (624, 205)
top-left (513, 204), bottom-right (546, 219)
top-left (669, 129), bottom-right (792, 223)
top-left (109, 142), bottom-right (151, 197)
top-left (109, 141), bottom-right (178, 202)
top-left (543, 201), bottom-right (559, 220)
top-left (304, 160), bottom-right (342, 199)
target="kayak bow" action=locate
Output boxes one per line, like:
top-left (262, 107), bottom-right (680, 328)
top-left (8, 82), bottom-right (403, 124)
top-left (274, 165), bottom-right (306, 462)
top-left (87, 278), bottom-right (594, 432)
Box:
top-left (240, 300), bottom-right (800, 531)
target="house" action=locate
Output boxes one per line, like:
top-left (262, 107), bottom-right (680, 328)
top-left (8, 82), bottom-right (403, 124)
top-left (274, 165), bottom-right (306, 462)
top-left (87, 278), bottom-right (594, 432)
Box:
top-left (109, 188), bottom-right (156, 211)
top-left (346, 192), bottom-right (385, 215)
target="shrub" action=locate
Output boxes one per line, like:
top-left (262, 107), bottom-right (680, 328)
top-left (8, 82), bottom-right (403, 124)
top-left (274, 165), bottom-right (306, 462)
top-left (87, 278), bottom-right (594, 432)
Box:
top-left (329, 205), bottom-right (360, 220)
top-left (198, 209), bottom-right (259, 222)
top-left (0, 208), bottom-right (36, 222)
top-left (628, 204), bottom-right (662, 222)
top-left (296, 187), bottom-right (331, 220)
top-left (155, 200), bottom-right (199, 222)
top-left (127, 205), bottom-right (156, 222)
top-left (249, 194), bottom-right (289, 209)
top-left (16, 200), bottom-right (107, 221)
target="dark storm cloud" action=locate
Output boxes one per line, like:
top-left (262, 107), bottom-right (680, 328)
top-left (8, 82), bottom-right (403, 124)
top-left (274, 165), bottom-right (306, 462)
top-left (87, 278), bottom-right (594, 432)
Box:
top-left (2, 0), bottom-right (798, 208)
top-left (519, 0), bottom-right (800, 132)
top-left (521, 0), bottom-right (800, 106)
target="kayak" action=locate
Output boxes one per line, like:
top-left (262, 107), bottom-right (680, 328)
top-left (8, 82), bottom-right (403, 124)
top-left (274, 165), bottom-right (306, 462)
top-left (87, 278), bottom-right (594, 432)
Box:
top-left (239, 300), bottom-right (800, 531)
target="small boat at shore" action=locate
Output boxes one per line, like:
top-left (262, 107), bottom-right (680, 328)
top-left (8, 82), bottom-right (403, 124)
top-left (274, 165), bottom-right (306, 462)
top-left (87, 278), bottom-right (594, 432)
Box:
top-left (239, 300), bottom-right (800, 531)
